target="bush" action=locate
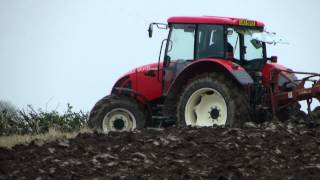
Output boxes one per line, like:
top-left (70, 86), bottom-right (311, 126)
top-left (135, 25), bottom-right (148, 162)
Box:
top-left (0, 101), bottom-right (88, 136)
top-left (0, 101), bottom-right (21, 135)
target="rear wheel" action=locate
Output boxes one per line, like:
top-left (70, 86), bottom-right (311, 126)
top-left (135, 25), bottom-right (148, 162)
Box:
top-left (88, 95), bottom-right (146, 133)
top-left (177, 73), bottom-right (250, 127)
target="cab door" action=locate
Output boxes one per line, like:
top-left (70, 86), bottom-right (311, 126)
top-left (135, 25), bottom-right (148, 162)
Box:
top-left (162, 24), bottom-right (196, 95)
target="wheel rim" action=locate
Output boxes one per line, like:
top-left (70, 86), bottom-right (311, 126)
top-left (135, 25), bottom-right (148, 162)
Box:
top-left (185, 87), bottom-right (227, 126)
top-left (102, 108), bottom-right (137, 132)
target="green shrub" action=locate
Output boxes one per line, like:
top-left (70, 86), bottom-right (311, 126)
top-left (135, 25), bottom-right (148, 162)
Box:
top-left (0, 101), bottom-right (88, 136)
top-left (0, 101), bottom-right (22, 135)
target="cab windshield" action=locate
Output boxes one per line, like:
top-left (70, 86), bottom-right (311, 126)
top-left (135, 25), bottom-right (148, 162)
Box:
top-left (227, 28), bottom-right (265, 61)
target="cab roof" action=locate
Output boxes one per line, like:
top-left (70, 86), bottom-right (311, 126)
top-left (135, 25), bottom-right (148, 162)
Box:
top-left (167, 16), bottom-right (264, 27)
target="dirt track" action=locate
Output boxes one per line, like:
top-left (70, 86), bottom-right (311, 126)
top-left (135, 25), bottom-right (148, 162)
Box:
top-left (1, 122), bottom-right (320, 180)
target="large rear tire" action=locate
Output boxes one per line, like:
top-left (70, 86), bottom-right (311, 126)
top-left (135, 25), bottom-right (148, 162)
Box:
top-left (177, 73), bottom-right (250, 127)
top-left (88, 95), bottom-right (146, 133)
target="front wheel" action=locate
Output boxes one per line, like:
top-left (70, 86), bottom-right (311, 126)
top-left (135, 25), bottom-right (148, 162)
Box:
top-left (88, 95), bottom-right (146, 133)
top-left (177, 73), bottom-right (250, 127)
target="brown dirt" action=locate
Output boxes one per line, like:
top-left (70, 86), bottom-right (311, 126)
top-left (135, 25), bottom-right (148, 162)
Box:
top-left (1, 122), bottom-right (320, 180)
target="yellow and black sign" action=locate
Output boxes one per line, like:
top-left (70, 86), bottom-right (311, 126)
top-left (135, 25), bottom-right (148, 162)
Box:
top-left (239, 19), bottom-right (256, 26)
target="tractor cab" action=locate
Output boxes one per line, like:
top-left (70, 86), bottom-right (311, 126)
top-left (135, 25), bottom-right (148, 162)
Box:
top-left (150, 17), bottom-right (269, 90)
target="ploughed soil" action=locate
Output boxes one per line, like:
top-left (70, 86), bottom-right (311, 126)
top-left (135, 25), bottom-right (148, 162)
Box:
top-left (1, 122), bottom-right (320, 180)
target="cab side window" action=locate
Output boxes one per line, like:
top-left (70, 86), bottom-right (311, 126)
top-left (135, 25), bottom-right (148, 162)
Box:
top-left (197, 25), bottom-right (224, 59)
top-left (226, 28), bottom-right (240, 60)
top-left (243, 33), bottom-right (263, 60)
top-left (166, 24), bottom-right (195, 61)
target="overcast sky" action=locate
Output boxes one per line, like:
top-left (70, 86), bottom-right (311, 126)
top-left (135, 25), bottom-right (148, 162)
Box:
top-left (0, 0), bottom-right (320, 112)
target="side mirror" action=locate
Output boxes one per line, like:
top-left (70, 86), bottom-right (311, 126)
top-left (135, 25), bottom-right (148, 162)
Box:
top-left (148, 22), bottom-right (168, 38)
top-left (250, 39), bottom-right (262, 49)
top-left (227, 29), bottom-right (233, 35)
top-left (148, 24), bottom-right (153, 38)
top-left (270, 56), bottom-right (277, 63)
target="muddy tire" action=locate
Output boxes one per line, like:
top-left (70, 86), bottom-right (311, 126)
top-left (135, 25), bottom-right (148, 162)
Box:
top-left (177, 73), bottom-right (250, 127)
top-left (88, 95), bottom-right (146, 133)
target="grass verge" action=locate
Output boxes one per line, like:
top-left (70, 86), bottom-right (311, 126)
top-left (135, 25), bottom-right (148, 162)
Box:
top-left (0, 127), bottom-right (93, 149)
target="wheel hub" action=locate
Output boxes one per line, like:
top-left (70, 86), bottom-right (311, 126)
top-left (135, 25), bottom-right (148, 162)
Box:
top-left (209, 107), bottom-right (220, 120)
top-left (184, 87), bottom-right (228, 126)
top-left (102, 108), bottom-right (137, 132)
top-left (113, 118), bottom-right (125, 130)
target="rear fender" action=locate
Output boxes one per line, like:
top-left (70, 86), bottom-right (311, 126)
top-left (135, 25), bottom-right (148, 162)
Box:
top-left (166, 59), bottom-right (253, 95)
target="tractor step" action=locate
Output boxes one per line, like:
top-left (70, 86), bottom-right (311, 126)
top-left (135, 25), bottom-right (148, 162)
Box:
top-left (151, 115), bottom-right (176, 128)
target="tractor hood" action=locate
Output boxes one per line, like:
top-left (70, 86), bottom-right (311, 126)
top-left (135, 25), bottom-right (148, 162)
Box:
top-left (112, 62), bottom-right (163, 101)
top-left (114, 62), bottom-right (161, 89)
top-left (124, 63), bottom-right (161, 76)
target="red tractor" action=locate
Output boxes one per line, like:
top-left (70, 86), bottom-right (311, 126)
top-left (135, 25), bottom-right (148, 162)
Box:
top-left (89, 16), bottom-right (320, 132)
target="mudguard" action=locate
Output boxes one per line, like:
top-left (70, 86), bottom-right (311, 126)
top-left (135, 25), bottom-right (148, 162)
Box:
top-left (166, 58), bottom-right (253, 95)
